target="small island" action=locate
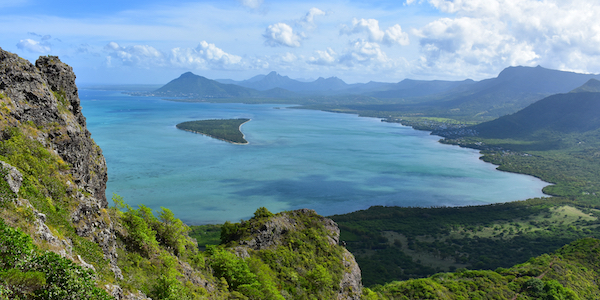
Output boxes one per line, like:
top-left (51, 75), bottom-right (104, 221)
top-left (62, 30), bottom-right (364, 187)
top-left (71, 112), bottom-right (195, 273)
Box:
top-left (176, 118), bottom-right (250, 144)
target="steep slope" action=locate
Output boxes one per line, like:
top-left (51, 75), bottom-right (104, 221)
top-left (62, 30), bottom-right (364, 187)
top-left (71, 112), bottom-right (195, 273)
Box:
top-left (472, 91), bottom-right (600, 139)
top-left (368, 238), bottom-right (600, 299)
top-left (436, 65), bottom-right (600, 118)
top-left (571, 78), bottom-right (600, 93)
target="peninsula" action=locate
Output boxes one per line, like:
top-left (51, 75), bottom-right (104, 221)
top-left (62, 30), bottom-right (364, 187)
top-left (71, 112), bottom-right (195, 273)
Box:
top-left (176, 118), bottom-right (250, 144)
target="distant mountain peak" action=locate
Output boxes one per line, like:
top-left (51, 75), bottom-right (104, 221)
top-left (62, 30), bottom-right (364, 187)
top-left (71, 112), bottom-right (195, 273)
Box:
top-left (180, 71), bottom-right (197, 77)
top-left (571, 78), bottom-right (600, 93)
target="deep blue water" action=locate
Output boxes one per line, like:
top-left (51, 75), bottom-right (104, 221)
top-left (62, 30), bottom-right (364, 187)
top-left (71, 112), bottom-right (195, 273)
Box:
top-left (80, 90), bottom-right (549, 224)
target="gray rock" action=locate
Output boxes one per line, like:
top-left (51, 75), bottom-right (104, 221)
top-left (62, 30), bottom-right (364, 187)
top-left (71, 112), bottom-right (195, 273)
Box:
top-left (0, 161), bottom-right (22, 194)
top-left (338, 249), bottom-right (362, 300)
top-left (0, 48), bottom-right (120, 279)
top-left (236, 209), bottom-right (363, 299)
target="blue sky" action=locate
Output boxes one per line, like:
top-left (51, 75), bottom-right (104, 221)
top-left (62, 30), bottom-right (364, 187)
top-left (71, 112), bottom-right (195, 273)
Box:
top-left (2, 0), bottom-right (599, 85)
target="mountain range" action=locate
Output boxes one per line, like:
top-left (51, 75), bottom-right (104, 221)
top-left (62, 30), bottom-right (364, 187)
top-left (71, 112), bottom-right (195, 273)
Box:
top-left (155, 66), bottom-right (600, 120)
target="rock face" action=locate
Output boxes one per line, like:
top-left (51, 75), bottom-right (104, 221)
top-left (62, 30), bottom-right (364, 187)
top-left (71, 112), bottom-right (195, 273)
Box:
top-left (0, 48), bottom-right (119, 277)
top-left (235, 209), bottom-right (363, 300)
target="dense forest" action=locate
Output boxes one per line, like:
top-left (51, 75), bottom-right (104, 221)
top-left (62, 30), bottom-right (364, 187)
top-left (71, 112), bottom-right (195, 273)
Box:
top-left (176, 118), bottom-right (250, 144)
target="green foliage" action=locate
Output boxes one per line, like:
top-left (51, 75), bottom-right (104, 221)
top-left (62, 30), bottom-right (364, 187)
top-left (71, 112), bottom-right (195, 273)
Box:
top-left (155, 207), bottom-right (194, 257)
top-left (51, 90), bottom-right (70, 114)
top-left (369, 238), bottom-right (600, 299)
top-left (110, 195), bottom-right (217, 298)
top-left (206, 246), bottom-right (259, 291)
top-left (0, 218), bottom-right (111, 299)
top-left (0, 268), bottom-right (46, 298)
top-left (188, 224), bottom-right (221, 250)
top-left (150, 275), bottom-right (191, 300)
top-left (253, 207), bottom-right (274, 219)
top-left (176, 119), bottom-right (250, 144)
top-left (333, 198), bottom-right (600, 286)
top-left (220, 221), bottom-right (241, 245)
top-left (212, 209), bottom-right (347, 299)
top-left (0, 219), bottom-right (34, 269)
top-left (114, 195), bottom-right (195, 258)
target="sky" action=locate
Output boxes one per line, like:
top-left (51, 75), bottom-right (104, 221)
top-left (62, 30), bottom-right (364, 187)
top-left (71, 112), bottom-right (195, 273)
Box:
top-left (1, 0), bottom-right (600, 85)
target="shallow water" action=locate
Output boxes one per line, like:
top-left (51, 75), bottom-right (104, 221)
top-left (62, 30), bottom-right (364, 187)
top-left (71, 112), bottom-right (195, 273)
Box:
top-left (80, 90), bottom-right (549, 224)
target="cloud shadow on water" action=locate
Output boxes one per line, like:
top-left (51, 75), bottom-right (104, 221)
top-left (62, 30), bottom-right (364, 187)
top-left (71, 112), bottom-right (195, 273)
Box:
top-left (220, 174), bottom-right (481, 216)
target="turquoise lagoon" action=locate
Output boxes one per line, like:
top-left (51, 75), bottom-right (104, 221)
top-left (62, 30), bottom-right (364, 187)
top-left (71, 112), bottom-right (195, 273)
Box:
top-left (80, 90), bottom-right (549, 224)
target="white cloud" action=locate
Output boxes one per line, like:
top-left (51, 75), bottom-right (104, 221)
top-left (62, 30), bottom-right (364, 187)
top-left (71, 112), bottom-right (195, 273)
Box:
top-left (410, 0), bottom-right (600, 77)
top-left (384, 24), bottom-right (410, 46)
top-left (104, 41), bottom-right (242, 70)
top-left (104, 42), bottom-right (165, 68)
top-left (238, 0), bottom-right (263, 9)
top-left (341, 18), bottom-right (409, 46)
top-left (170, 41), bottom-right (242, 69)
top-left (308, 48), bottom-right (337, 65)
top-left (339, 39), bottom-right (390, 67)
top-left (263, 22), bottom-right (302, 47)
top-left (16, 39), bottom-right (51, 53)
top-left (299, 7), bottom-right (326, 29)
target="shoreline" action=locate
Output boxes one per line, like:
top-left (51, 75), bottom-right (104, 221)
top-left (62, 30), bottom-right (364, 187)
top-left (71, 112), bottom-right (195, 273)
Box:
top-left (158, 97), bottom-right (552, 214)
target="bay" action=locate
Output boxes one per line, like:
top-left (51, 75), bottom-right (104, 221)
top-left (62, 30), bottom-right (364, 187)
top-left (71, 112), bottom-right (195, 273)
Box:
top-left (80, 89), bottom-right (549, 224)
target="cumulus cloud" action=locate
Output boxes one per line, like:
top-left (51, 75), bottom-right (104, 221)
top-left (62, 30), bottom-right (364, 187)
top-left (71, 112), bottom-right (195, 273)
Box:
top-left (170, 41), bottom-right (242, 69)
top-left (104, 41), bottom-right (243, 70)
top-left (263, 23), bottom-right (302, 47)
top-left (299, 7), bottom-right (326, 29)
top-left (17, 39), bottom-right (51, 53)
top-left (307, 40), bottom-right (394, 70)
top-left (410, 0), bottom-right (600, 76)
top-left (339, 39), bottom-right (390, 67)
top-left (384, 24), bottom-right (410, 46)
top-left (104, 42), bottom-right (165, 68)
top-left (341, 18), bottom-right (409, 46)
top-left (308, 48), bottom-right (337, 65)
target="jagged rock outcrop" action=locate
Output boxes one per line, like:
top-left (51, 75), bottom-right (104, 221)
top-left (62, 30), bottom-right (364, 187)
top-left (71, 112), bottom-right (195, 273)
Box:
top-left (233, 208), bottom-right (363, 300)
top-left (238, 208), bottom-right (340, 250)
top-left (0, 50), bottom-right (107, 204)
top-left (0, 161), bottom-right (22, 194)
top-left (0, 48), bottom-right (120, 278)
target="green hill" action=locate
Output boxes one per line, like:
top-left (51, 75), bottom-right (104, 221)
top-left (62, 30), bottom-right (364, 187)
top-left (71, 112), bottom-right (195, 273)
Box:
top-left (368, 238), bottom-right (600, 299)
top-left (472, 92), bottom-right (600, 139)
top-left (570, 78), bottom-right (600, 93)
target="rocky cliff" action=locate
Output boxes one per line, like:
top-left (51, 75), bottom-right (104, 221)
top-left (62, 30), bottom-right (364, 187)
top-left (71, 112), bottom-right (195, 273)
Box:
top-left (0, 48), bottom-right (120, 279)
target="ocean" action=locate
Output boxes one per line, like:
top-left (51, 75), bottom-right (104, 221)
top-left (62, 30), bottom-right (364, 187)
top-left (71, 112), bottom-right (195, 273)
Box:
top-left (80, 89), bottom-right (549, 224)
